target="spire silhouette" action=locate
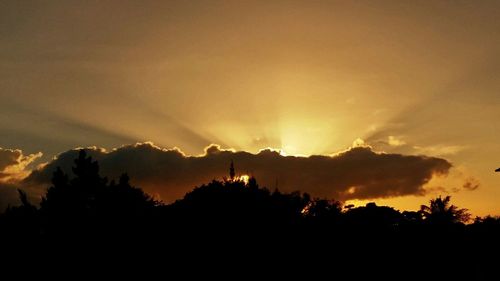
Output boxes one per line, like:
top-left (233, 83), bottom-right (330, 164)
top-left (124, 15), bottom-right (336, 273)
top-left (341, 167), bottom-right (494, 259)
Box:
top-left (229, 160), bottom-right (235, 180)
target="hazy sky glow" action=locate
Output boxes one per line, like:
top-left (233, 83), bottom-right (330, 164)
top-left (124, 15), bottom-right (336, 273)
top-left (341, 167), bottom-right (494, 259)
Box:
top-left (1, 1), bottom-right (499, 215)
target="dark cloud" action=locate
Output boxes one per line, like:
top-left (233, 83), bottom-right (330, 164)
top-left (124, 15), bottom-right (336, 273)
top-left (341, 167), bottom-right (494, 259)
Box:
top-left (24, 142), bottom-right (452, 204)
top-left (425, 186), bottom-right (449, 194)
top-left (463, 177), bottom-right (480, 191)
top-left (0, 148), bottom-right (21, 171)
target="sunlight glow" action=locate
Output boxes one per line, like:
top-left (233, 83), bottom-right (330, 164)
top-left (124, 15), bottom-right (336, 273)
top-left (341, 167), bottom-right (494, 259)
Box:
top-left (230, 174), bottom-right (250, 185)
top-left (301, 202), bottom-right (312, 215)
top-left (238, 174), bottom-right (250, 185)
top-left (277, 116), bottom-right (341, 156)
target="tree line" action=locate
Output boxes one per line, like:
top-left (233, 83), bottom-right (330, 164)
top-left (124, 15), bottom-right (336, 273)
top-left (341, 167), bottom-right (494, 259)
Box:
top-left (0, 150), bottom-right (498, 277)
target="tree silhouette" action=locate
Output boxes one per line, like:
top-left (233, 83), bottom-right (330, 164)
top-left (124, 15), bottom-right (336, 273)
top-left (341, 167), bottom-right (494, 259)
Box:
top-left (301, 198), bottom-right (342, 221)
top-left (420, 196), bottom-right (470, 225)
top-left (1, 189), bottom-right (39, 238)
top-left (344, 202), bottom-right (404, 228)
top-left (102, 172), bottom-right (156, 218)
top-left (247, 175), bottom-right (258, 189)
top-left (40, 150), bottom-right (106, 230)
top-left (0, 151), bottom-right (499, 279)
top-left (39, 149), bottom-right (156, 235)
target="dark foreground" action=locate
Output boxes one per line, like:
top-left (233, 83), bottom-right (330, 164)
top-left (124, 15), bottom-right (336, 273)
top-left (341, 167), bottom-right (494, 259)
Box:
top-left (1, 151), bottom-right (498, 278)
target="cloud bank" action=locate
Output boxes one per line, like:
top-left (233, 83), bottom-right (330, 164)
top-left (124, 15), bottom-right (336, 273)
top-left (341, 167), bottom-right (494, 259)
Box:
top-left (21, 142), bottom-right (452, 205)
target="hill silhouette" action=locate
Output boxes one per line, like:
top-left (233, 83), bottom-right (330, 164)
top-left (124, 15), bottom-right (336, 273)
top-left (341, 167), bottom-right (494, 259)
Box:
top-left (0, 150), bottom-right (498, 277)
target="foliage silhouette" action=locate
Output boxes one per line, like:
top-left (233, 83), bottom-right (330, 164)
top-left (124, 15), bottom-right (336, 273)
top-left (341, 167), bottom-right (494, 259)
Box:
top-left (0, 150), bottom-right (498, 278)
top-left (420, 195), bottom-right (470, 225)
top-left (38, 150), bottom-right (156, 236)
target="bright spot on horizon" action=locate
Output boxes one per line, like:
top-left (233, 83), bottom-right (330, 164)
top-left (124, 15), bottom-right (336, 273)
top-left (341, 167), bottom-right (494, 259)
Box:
top-left (230, 174), bottom-right (251, 185)
top-left (239, 174), bottom-right (250, 185)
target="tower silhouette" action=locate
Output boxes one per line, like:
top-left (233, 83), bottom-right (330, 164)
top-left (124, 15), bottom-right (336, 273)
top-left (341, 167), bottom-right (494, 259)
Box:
top-left (229, 160), bottom-right (235, 180)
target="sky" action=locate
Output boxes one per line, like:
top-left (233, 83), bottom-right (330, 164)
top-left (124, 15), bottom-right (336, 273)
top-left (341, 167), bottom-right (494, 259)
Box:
top-left (0, 0), bottom-right (499, 216)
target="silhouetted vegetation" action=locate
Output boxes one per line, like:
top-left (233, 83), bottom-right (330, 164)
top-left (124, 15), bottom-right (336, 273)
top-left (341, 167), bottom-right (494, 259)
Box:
top-left (0, 150), bottom-right (498, 277)
top-left (420, 195), bottom-right (470, 225)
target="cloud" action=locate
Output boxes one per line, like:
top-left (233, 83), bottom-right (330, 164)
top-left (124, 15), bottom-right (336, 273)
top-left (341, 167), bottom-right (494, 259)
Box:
top-left (23, 142), bottom-right (452, 204)
top-left (424, 185), bottom-right (450, 195)
top-left (0, 148), bottom-right (42, 211)
top-left (412, 144), bottom-right (467, 157)
top-left (367, 134), bottom-right (466, 157)
top-left (388, 136), bottom-right (406, 147)
top-left (463, 177), bottom-right (480, 191)
top-left (352, 138), bottom-right (366, 148)
top-left (0, 148), bottom-right (42, 182)
top-left (419, 165), bottom-right (481, 195)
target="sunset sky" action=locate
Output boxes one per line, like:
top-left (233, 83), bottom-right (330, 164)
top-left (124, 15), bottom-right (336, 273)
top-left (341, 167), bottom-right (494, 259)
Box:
top-left (1, 1), bottom-right (499, 215)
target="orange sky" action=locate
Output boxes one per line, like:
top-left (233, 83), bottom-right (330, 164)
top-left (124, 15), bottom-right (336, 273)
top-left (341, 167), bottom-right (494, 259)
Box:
top-left (0, 1), bottom-right (499, 215)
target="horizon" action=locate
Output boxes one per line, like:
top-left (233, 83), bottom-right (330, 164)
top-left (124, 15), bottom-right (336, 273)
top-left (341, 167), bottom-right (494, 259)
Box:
top-left (2, 140), bottom-right (494, 217)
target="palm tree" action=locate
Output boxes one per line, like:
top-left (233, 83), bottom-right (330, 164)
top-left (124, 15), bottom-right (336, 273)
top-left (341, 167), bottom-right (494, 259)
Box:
top-left (420, 196), bottom-right (470, 225)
